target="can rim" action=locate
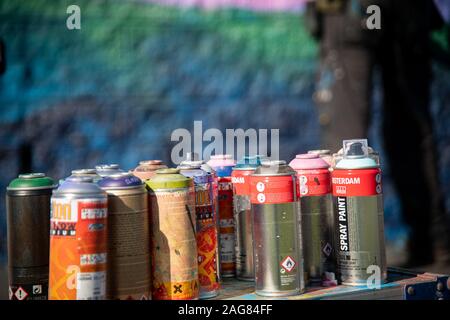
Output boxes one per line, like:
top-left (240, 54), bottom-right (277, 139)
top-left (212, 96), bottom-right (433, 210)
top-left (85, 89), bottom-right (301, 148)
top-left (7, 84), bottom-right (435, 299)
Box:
top-left (7, 184), bottom-right (57, 191)
top-left (18, 173), bottom-right (45, 179)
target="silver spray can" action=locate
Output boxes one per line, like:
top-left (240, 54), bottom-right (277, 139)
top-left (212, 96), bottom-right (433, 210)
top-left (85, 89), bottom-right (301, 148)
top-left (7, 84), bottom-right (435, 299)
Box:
top-left (331, 139), bottom-right (387, 286)
top-left (250, 160), bottom-right (304, 296)
top-left (231, 156), bottom-right (263, 281)
top-left (289, 154), bottom-right (337, 286)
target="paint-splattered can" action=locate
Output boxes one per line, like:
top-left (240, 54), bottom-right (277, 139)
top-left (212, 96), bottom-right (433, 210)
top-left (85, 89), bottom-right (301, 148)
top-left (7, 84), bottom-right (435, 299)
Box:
top-left (178, 161), bottom-right (219, 299)
top-left (207, 155), bottom-right (236, 278)
top-left (332, 139), bottom-right (387, 286)
top-left (6, 173), bottom-right (56, 300)
top-left (131, 160), bottom-right (168, 181)
top-left (49, 176), bottom-right (108, 300)
top-left (250, 160), bottom-right (304, 296)
top-left (181, 153), bottom-right (222, 283)
top-left (95, 164), bottom-right (123, 177)
top-left (71, 169), bottom-right (101, 183)
top-left (98, 173), bottom-right (151, 300)
top-left (146, 169), bottom-right (198, 300)
top-left (289, 154), bottom-right (337, 286)
top-left (231, 156), bottom-right (263, 281)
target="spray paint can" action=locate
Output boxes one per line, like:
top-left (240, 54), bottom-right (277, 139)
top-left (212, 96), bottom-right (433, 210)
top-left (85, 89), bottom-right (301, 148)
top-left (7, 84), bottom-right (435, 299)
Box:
top-left (207, 155), bottom-right (236, 278)
top-left (250, 160), bottom-right (304, 296)
top-left (131, 160), bottom-right (168, 181)
top-left (178, 160), bottom-right (219, 299)
top-left (98, 173), bottom-right (150, 300)
top-left (6, 173), bottom-right (56, 300)
top-left (332, 139), bottom-right (387, 286)
top-left (71, 169), bottom-right (101, 182)
top-left (49, 176), bottom-right (108, 300)
top-left (95, 164), bottom-right (123, 177)
top-left (146, 169), bottom-right (198, 300)
top-left (289, 154), bottom-right (337, 286)
top-left (231, 156), bottom-right (263, 281)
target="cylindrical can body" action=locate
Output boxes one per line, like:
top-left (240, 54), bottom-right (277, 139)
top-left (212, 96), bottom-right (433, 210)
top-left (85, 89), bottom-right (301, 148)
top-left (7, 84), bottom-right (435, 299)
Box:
top-left (231, 155), bottom-right (264, 281)
top-left (290, 154), bottom-right (337, 286)
top-left (146, 169), bottom-right (199, 300)
top-left (6, 173), bottom-right (56, 300)
top-left (98, 173), bottom-right (151, 300)
top-left (332, 168), bottom-right (387, 285)
top-left (179, 165), bottom-right (219, 299)
top-left (131, 160), bottom-right (168, 181)
top-left (207, 155), bottom-right (236, 278)
top-left (232, 168), bottom-right (255, 281)
top-left (250, 161), bottom-right (304, 297)
top-left (332, 139), bottom-right (387, 286)
top-left (49, 176), bottom-right (108, 300)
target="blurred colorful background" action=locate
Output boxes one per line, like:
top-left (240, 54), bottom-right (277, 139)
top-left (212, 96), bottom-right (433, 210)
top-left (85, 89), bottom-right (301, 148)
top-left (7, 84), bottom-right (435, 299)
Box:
top-left (0, 0), bottom-right (449, 296)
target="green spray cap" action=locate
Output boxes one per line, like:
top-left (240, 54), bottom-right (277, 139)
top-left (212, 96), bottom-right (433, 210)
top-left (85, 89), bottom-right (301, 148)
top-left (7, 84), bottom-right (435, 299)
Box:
top-left (146, 168), bottom-right (193, 190)
top-left (7, 173), bottom-right (56, 190)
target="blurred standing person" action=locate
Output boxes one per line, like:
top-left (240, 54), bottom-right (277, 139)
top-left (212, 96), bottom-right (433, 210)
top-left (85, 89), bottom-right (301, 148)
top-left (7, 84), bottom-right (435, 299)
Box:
top-left (305, 0), bottom-right (450, 267)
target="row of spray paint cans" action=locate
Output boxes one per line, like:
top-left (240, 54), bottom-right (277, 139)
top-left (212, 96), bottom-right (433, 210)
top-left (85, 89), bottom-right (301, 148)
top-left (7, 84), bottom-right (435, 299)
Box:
top-left (5, 138), bottom-right (386, 299)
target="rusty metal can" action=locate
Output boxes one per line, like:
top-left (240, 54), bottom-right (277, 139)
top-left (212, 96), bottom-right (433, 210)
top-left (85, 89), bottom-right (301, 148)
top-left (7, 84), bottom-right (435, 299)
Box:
top-left (290, 154), bottom-right (337, 286)
top-left (98, 172), bottom-right (151, 300)
top-left (332, 139), bottom-right (387, 286)
top-left (146, 168), bottom-right (199, 300)
top-left (6, 173), bottom-right (56, 300)
top-left (131, 160), bottom-right (168, 181)
top-left (250, 160), bottom-right (304, 296)
top-left (178, 160), bottom-right (219, 299)
top-left (49, 176), bottom-right (108, 300)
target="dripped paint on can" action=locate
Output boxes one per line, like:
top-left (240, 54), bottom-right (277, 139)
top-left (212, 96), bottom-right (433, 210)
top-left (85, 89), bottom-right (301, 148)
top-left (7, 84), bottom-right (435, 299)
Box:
top-left (250, 160), bottom-right (304, 297)
top-left (131, 160), bottom-right (168, 181)
top-left (49, 176), bottom-right (108, 300)
top-left (207, 155), bottom-right (236, 278)
top-left (289, 154), bottom-right (337, 286)
top-left (6, 173), bottom-right (56, 300)
top-left (146, 169), bottom-right (199, 300)
top-left (332, 139), bottom-right (387, 286)
top-left (98, 173), bottom-right (151, 300)
top-left (178, 161), bottom-right (219, 299)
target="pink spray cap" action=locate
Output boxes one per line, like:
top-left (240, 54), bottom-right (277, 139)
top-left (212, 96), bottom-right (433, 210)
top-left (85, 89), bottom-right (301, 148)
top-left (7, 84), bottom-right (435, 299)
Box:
top-left (207, 154), bottom-right (236, 167)
top-left (289, 153), bottom-right (330, 170)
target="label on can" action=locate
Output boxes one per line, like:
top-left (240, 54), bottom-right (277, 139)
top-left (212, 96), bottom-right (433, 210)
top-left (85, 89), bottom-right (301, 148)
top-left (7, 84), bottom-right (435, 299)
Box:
top-left (49, 198), bottom-right (107, 300)
top-left (218, 178), bottom-right (235, 276)
top-left (231, 170), bottom-right (254, 196)
top-left (9, 283), bottom-right (48, 300)
top-left (195, 183), bottom-right (220, 297)
top-left (295, 169), bottom-right (331, 197)
top-left (250, 175), bottom-right (295, 204)
top-left (334, 194), bottom-right (386, 285)
top-left (332, 168), bottom-right (381, 197)
top-left (150, 189), bottom-right (199, 300)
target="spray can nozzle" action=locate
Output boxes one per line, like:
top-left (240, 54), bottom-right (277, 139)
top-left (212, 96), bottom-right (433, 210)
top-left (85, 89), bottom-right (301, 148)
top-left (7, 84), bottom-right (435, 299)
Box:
top-left (343, 139), bottom-right (369, 159)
